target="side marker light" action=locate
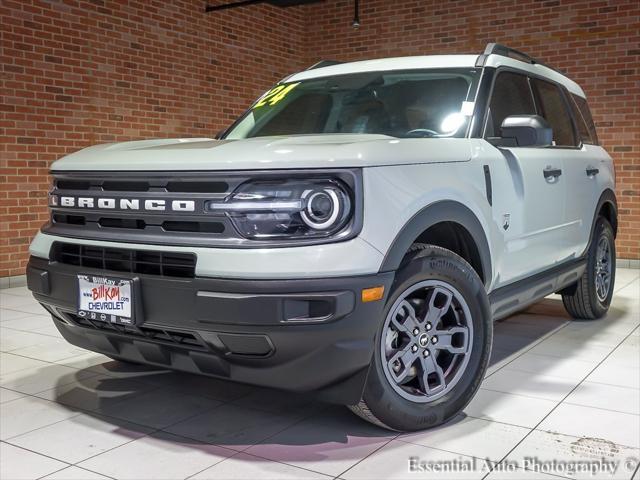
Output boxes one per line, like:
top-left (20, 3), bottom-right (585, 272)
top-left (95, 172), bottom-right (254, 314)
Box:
top-left (362, 286), bottom-right (385, 303)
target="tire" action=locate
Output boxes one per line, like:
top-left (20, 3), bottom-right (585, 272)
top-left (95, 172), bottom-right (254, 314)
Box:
top-left (349, 244), bottom-right (492, 431)
top-left (562, 217), bottom-right (616, 320)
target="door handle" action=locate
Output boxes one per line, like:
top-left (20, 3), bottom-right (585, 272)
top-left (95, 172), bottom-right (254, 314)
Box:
top-left (543, 167), bottom-right (562, 180)
top-left (586, 167), bottom-right (599, 177)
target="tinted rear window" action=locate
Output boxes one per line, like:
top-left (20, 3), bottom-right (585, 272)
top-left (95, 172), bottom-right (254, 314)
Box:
top-left (531, 79), bottom-right (577, 147)
top-left (571, 94), bottom-right (599, 145)
top-left (567, 95), bottom-right (593, 144)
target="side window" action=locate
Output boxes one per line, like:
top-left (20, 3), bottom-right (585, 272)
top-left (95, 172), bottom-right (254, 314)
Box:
top-left (572, 94), bottom-right (599, 145)
top-left (531, 79), bottom-right (577, 147)
top-left (567, 94), bottom-right (593, 144)
top-left (486, 72), bottom-right (536, 137)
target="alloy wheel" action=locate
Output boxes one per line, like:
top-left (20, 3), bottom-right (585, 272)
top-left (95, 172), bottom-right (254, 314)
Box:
top-left (595, 235), bottom-right (612, 302)
top-left (381, 280), bottom-right (473, 403)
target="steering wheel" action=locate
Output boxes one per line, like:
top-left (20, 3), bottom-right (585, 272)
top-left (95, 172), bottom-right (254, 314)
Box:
top-left (405, 128), bottom-right (440, 138)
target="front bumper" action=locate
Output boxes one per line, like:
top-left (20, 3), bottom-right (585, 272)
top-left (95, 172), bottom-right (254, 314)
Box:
top-left (27, 256), bottom-right (394, 404)
top-left (29, 231), bottom-right (385, 279)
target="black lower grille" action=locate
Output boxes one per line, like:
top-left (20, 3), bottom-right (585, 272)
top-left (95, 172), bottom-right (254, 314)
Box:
top-left (51, 242), bottom-right (196, 278)
top-left (65, 312), bottom-right (208, 350)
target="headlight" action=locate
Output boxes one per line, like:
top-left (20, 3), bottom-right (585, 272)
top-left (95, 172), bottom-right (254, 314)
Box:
top-left (207, 178), bottom-right (353, 240)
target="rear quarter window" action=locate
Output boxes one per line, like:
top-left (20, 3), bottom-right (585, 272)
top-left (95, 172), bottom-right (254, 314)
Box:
top-left (571, 94), bottom-right (599, 145)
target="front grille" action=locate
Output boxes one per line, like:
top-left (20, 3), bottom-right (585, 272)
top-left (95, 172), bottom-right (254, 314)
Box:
top-left (51, 242), bottom-right (196, 278)
top-left (65, 312), bottom-right (208, 351)
top-left (53, 214), bottom-right (226, 234)
top-left (45, 172), bottom-right (244, 247)
top-left (55, 178), bottom-right (230, 193)
top-left (53, 213), bottom-right (86, 225)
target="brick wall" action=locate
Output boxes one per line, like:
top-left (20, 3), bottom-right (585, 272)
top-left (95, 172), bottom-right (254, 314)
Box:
top-left (303, 0), bottom-right (639, 260)
top-left (1, 0), bottom-right (638, 278)
top-left (0, 0), bottom-right (306, 276)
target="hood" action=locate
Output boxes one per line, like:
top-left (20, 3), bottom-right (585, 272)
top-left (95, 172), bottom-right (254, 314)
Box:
top-left (51, 134), bottom-right (472, 171)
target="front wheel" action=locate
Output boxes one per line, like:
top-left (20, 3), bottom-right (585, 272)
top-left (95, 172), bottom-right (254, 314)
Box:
top-left (349, 244), bottom-right (492, 431)
top-left (562, 217), bottom-right (616, 320)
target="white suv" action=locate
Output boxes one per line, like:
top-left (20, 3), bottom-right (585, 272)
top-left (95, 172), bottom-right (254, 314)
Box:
top-left (27, 44), bottom-right (617, 431)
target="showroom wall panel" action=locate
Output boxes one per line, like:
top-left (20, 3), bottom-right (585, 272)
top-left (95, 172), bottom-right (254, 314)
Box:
top-left (1, 0), bottom-right (638, 278)
top-left (0, 0), bottom-right (306, 277)
top-left (304, 0), bottom-right (640, 260)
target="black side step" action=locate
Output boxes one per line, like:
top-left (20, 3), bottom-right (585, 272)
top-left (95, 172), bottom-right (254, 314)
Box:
top-left (489, 259), bottom-right (586, 320)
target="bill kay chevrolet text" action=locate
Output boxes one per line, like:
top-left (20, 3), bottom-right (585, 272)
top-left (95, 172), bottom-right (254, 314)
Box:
top-left (28, 44), bottom-right (617, 431)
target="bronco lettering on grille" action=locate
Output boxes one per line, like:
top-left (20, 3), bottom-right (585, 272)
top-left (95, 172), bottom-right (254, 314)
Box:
top-left (54, 196), bottom-right (195, 212)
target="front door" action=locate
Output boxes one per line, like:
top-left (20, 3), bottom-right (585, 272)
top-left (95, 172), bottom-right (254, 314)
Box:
top-left (483, 71), bottom-right (571, 285)
top-left (488, 146), bottom-right (568, 284)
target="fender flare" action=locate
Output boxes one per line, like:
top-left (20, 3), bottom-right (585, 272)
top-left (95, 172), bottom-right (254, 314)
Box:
top-left (378, 200), bottom-right (492, 285)
top-left (581, 189), bottom-right (618, 256)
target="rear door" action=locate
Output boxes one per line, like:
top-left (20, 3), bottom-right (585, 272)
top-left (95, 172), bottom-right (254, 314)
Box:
top-left (484, 71), bottom-right (569, 283)
top-left (562, 92), bottom-right (606, 256)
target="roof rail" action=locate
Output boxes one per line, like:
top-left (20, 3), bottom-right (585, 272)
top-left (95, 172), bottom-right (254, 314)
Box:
top-left (476, 43), bottom-right (563, 74)
top-left (306, 60), bottom-right (343, 70)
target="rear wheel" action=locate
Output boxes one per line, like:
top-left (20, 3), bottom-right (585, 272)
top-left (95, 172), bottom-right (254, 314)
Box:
top-left (349, 244), bottom-right (492, 431)
top-left (562, 217), bottom-right (616, 320)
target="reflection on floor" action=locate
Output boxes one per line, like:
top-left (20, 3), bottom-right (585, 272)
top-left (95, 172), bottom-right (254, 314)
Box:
top-left (1, 269), bottom-right (639, 480)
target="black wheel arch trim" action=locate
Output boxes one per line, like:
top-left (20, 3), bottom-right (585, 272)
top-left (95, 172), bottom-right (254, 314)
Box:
top-left (583, 189), bottom-right (618, 256)
top-left (378, 200), bottom-right (492, 287)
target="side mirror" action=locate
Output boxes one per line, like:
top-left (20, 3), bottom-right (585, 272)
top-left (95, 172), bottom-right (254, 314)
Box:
top-left (500, 114), bottom-right (552, 147)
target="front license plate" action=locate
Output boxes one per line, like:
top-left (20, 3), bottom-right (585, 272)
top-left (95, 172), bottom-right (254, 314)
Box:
top-left (77, 275), bottom-right (134, 325)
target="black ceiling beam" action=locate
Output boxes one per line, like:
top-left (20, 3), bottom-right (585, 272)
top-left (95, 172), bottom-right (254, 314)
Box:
top-left (206, 0), bottom-right (266, 12)
top-left (205, 0), bottom-right (322, 13)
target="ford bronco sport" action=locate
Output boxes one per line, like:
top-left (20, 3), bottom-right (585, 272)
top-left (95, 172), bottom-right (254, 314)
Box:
top-left (27, 43), bottom-right (617, 431)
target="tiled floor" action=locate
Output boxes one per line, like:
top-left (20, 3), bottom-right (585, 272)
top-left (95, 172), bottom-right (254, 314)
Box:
top-left (1, 270), bottom-right (639, 480)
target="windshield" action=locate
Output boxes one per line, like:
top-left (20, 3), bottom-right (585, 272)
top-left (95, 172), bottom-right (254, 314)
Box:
top-left (225, 68), bottom-right (479, 139)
